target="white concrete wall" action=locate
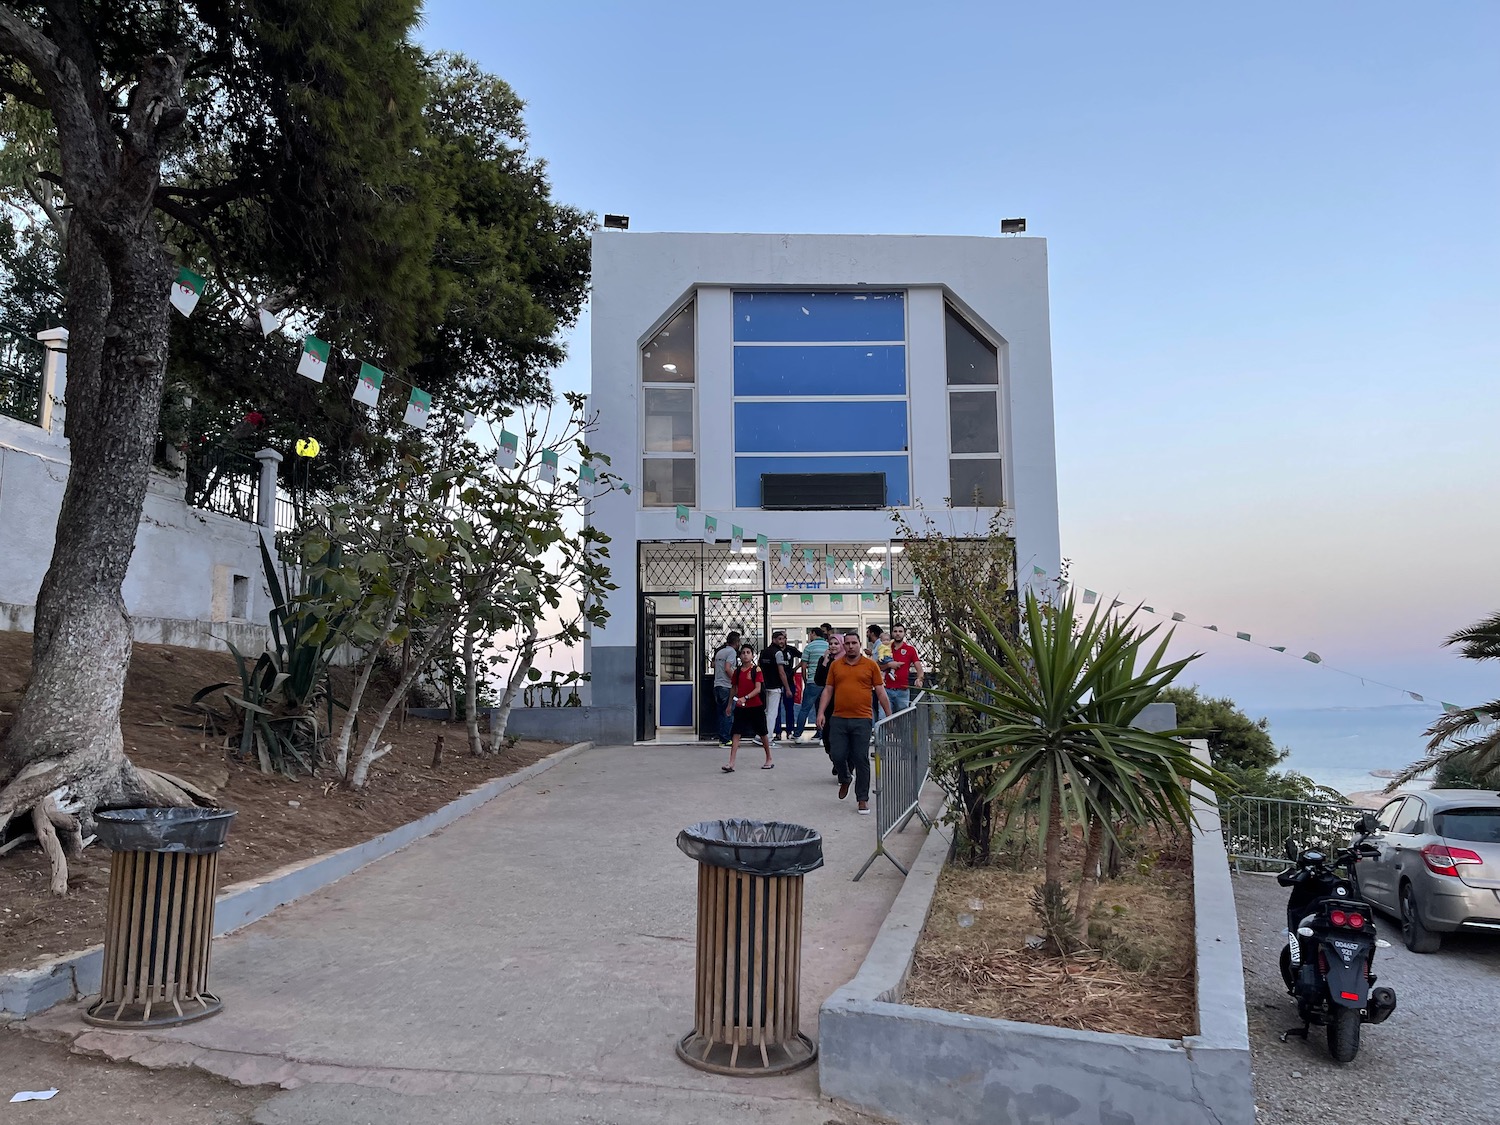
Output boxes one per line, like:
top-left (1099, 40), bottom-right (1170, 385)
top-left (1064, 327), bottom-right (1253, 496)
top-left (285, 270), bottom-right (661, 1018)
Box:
top-left (588, 231), bottom-right (1062, 650)
top-left (0, 413), bottom-right (271, 651)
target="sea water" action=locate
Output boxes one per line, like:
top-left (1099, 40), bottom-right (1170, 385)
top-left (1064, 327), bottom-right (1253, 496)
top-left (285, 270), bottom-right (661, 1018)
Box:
top-left (1260, 704), bottom-right (1441, 798)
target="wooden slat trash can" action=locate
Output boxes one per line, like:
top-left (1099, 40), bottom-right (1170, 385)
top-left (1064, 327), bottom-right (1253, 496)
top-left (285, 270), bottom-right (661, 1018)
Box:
top-left (675, 819), bottom-right (823, 1075)
top-left (84, 807), bottom-right (236, 1029)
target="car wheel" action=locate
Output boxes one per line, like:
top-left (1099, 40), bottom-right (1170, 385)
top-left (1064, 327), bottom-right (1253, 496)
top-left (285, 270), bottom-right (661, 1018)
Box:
top-left (1401, 883), bottom-right (1442, 954)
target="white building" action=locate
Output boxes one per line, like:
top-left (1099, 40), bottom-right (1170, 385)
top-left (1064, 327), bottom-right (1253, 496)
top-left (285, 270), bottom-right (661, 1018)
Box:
top-left (581, 231), bottom-right (1060, 744)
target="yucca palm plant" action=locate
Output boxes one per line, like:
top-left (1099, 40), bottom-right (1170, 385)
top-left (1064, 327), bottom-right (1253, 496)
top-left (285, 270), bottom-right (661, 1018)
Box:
top-left (937, 588), bottom-right (1227, 934)
top-left (1391, 609), bottom-right (1500, 787)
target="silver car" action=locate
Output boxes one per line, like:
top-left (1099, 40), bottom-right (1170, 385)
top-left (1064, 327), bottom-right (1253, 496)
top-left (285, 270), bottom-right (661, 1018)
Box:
top-left (1355, 789), bottom-right (1500, 953)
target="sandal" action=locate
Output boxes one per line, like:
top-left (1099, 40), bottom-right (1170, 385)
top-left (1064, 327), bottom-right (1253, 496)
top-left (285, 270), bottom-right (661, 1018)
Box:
top-left (761, 763), bottom-right (775, 769)
top-left (721, 766), bottom-right (735, 773)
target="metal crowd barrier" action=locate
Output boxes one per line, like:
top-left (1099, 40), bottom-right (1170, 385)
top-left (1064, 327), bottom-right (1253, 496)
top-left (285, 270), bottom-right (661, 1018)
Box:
top-left (1220, 794), bottom-right (1363, 873)
top-left (853, 693), bottom-right (943, 881)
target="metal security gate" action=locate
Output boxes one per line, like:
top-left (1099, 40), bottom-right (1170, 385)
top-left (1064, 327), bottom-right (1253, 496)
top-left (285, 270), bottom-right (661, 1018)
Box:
top-left (854, 694), bottom-right (943, 880)
top-left (1221, 795), bottom-right (1363, 873)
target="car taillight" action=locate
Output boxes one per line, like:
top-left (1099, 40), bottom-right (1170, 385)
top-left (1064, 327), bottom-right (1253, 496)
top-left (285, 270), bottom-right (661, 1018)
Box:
top-left (1348, 912), bottom-right (1365, 929)
top-left (1421, 844), bottom-right (1484, 876)
top-left (1329, 909), bottom-right (1348, 926)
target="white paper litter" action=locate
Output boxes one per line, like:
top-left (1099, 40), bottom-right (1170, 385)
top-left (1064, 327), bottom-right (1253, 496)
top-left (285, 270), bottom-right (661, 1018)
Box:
top-left (10, 1089), bottom-right (59, 1102)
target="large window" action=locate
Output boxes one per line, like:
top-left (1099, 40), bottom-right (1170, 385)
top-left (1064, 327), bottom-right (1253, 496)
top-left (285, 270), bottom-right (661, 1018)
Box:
top-left (732, 291), bottom-right (910, 508)
top-left (945, 305), bottom-right (1003, 506)
top-left (642, 301), bottom-right (695, 507)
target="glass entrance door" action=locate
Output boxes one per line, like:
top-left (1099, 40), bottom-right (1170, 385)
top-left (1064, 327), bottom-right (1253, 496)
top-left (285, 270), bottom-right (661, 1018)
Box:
top-left (656, 623), bottom-right (696, 731)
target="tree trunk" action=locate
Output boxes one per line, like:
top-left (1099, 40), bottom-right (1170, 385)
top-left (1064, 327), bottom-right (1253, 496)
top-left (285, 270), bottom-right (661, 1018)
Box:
top-left (462, 621), bottom-right (482, 756)
top-left (488, 626), bottom-right (537, 750)
top-left (347, 623), bottom-right (454, 789)
top-left (1043, 785), bottom-right (1064, 889)
top-left (1074, 815), bottom-right (1108, 931)
top-left (0, 208), bottom-right (196, 886)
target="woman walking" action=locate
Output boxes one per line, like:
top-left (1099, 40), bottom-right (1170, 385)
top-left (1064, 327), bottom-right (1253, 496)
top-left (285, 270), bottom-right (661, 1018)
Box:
top-left (723, 643), bottom-right (773, 772)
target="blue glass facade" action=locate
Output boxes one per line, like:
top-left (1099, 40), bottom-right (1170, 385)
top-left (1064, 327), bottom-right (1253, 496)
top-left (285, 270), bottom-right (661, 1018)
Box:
top-left (733, 291), bottom-right (908, 508)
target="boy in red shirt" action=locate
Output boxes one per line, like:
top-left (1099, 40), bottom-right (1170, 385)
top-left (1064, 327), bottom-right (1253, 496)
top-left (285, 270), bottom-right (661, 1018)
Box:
top-left (723, 644), bottom-right (773, 772)
top-left (884, 623), bottom-right (923, 713)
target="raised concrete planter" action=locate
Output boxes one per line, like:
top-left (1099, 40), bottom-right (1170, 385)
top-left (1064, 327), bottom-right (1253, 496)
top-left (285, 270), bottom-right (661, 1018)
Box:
top-left (0, 740), bottom-right (593, 1019)
top-left (818, 766), bottom-right (1253, 1125)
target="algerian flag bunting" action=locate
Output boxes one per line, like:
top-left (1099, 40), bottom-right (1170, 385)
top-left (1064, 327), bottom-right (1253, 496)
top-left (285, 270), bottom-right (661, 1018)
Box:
top-left (702, 514), bottom-right (717, 545)
top-left (353, 362), bottom-right (384, 407)
top-left (803, 548), bottom-right (815, 576)
top-left (1302, 652), bottom-right (1322, 664)
top-left (462, 409), bottom-right (476, 430)
top-left (495, 430), bottom-right (519, 470)
top-left (257, 308), bottom-right (281, 336)
top-left (755, 534), bottom-right (769, 561)
top-left (1236, 631), bottom-right (1252, 642)
top-left (677, 590), bottom-right (692, 610)
top-left (1082, 589), bottom-right (1098, 605)
top-left (579, 462), bottom-right (597, 496)
top-left (538, 449), bottom-right (559, 482)
top-left (780, 542), bottom-right (793, 568)
top-left (1271, 646), bottom-right (1287, 653)
top-left (403, 388), bottom-right (432, 429)
top-left (675, 505), bottom-right (690, 532)
top-left (170, 267), bottom-right (205, 317)
top-left (825, 554), bottom-right (835, 585)
top-left (731, 524), bottom-right (744, 552)
top-left (830, 594), bottom-right (844, 609)
top-left (297, 336), bottom-right (330, 383)
top-left (1170, 612), bottom-right (1186, 622)
top-left (1407, 691), bottom-right (1424, 702)
top-left (800, 594), bottom-right (814, 608)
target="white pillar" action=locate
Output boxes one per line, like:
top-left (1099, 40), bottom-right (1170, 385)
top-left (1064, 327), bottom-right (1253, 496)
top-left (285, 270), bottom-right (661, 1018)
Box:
top-left (254, 448), bottom-right (283, 530)
top-left (36, 326), bottom-right (68, 435)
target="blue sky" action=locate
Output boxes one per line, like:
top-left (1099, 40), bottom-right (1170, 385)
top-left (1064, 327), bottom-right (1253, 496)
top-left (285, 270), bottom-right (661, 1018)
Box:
top-left (420, 1), bottom-right (1499, 711)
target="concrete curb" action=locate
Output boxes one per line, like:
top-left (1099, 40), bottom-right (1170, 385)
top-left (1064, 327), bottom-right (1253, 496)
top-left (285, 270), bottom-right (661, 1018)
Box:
top-left (0, 740), bottom-right (594, 1018)
top-left (818, 768), bottom-right (1255, 1125)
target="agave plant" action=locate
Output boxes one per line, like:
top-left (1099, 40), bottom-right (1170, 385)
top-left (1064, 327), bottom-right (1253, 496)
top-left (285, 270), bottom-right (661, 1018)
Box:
top-left (190, 537), bottom-right (345, 776)
top-left (936, 587), bottom-right (1227, 934)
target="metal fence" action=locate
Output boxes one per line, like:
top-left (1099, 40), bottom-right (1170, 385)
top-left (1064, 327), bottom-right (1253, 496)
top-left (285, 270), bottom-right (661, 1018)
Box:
top-left (1221, 794), bottom-right (1363, 873)
top-left (0, 326), bottom-right (44, 426)
top-left (853, 693), bottom-right (944, 880)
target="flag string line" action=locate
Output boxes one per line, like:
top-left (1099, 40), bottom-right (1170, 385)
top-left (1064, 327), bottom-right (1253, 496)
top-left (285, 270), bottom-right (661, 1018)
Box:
top-left (1054, 571), bottom-right (1487, 719)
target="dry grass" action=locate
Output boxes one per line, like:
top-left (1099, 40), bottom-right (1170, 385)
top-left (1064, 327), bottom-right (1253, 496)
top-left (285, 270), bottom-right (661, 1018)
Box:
top-left (904, 836), bottom-right (1197, 1040)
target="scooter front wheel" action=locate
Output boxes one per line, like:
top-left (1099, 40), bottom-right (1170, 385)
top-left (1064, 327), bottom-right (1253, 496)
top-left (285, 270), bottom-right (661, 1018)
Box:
top-left (1327, 1004), bottom-right (1360, 1064)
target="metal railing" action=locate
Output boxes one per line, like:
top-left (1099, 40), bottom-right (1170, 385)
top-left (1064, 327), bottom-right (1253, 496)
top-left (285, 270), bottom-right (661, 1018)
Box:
top-left (195, 474), bottom-right (259, 523)
top-left (853, 693), bottom-right (944, 880)
top-left (0, 326), bottom-right (44, 426)
top-left (1221, 794), bottom-right (1363, 873)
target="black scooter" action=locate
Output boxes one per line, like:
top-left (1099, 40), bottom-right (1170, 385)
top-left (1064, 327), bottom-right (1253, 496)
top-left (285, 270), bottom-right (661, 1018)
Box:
top-left (1277, 819), bottom-right (1398, 1063)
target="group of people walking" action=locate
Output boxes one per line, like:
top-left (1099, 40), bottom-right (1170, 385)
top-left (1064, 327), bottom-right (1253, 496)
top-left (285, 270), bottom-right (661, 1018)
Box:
top-left (710, 622), bottom-right (923, 815)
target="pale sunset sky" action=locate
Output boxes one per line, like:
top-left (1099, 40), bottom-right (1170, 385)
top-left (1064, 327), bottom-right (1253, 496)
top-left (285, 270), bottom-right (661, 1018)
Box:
top-left (421, 1), bottom-right (1499, 712)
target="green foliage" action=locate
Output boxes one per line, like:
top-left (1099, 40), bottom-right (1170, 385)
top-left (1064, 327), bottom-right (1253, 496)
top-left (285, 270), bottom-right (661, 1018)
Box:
top-left (889, 508), bottom-right (1018, 862)
top-left (1434, 754), bottom-right (1486, 790)
top-left (1158, 685), bottom-right (1285, 772)
top-left (1393, 608), bottom-right (1500, 787)
top-left (937, 588), bottom-right (1227, 924)
top-left (0, 15), bottom-right (592, 499)
top-left (1217, 763), bottom-right (1346, 804)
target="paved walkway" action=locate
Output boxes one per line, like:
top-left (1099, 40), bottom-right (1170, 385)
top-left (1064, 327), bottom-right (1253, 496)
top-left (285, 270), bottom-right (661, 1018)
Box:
top-left (28, 742), bottom-right (939, 1124)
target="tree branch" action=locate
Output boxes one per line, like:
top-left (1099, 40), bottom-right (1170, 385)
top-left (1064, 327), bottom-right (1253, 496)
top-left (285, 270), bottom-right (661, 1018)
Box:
top-left (0, 66), bottom-right (46, 108)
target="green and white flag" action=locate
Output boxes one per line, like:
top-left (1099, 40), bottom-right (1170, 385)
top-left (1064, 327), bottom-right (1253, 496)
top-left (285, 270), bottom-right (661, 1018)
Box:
top-left (353, 361), bottom-right (384, 407)
top-left (1142, 606), bottom-right (1155, 614)
top-left (800, 594), bottom-right (814, 609)
top-left (1302, 652), bottom-right (1322, 664)
top-left (913, 575), bottom-right (921, 597)
top-left (830, 593), bottom-right (844, 609)
top-left (862, 593), bottom-right (875, 604)
top-left (579, 462), bottom-right (597, 497)
top-left (1407, 691), bottom-right (1423, 702)
top-left (495, 430), bottom-right (519, 470)
top-left (297, 336), bottom-right (330, 383)
top-left (803, 548), bottom-right (815, 576)
top-left (770, 594), bottom-right (782, 607)
top-left (1170, 612), bottom-right (1186, 622)
top-left (755, 534), bottom-right (769, 561)
top-left (880, 566), bottom-right (890, 588)
top-left (731, 524), bottom-right (744, 552)
top-left (675, 504), bottom-right (690, 532)
top-left (677, 590), bottom-right (692, 611)
top-left (1032, 565), bottom-right (1046, 579)
top-left (1271, 646), bottom-right (1287, 653)
top-left (1082, 589), bottom-right (1098, 605)
top-left (1204, 624), bottom-right (1218, 631)
top-left (1236, 631), bottom-right (1252, 642)
top-left (403, 388), bottom-right (432, 429)
top-left (622, 481), bottom-right (632, 495)
top-left (537, 449), bottom-right (559, 483)
top-left (780, 542), bottom-right (793, 568)
top-left (170, 267), bottom-right (205, 317)
top-left (825, 554), bottom-right (835, 585)
top-left (1441, 701), bottom-right (1460, 713)
top-left (702, 514), bottom-right (717, 545)
top-left (863, 564), bottom-right (875, 588)
top-left (740, 593), bottom-right (754, 603)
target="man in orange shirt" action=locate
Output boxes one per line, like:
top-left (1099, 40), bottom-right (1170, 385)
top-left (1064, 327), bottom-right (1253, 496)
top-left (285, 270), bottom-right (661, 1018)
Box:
top-left (815, 632), bottom-right (891, 814)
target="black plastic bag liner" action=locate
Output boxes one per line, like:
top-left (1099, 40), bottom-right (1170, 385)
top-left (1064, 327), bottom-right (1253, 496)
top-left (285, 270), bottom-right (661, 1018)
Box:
top-left (677, 819), bottom-right (823, 876)
top-left (94, 808), bottom-right (237, 855)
